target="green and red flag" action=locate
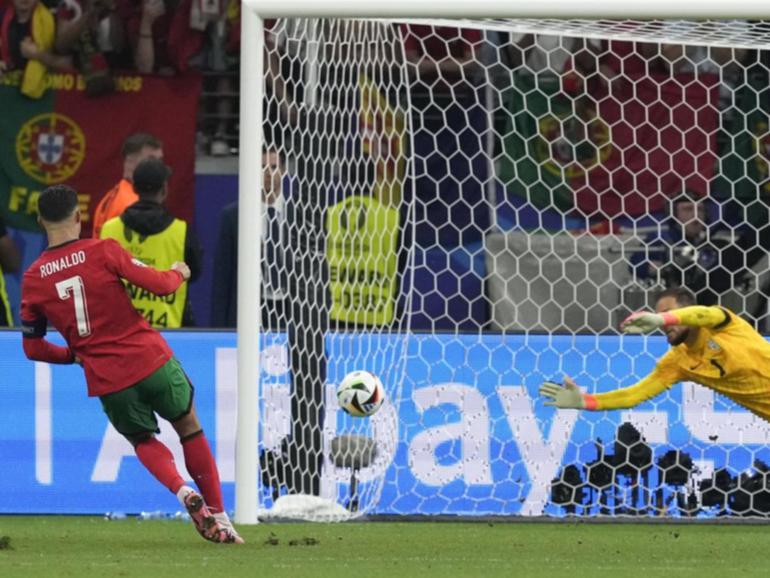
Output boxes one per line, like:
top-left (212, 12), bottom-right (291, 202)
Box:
top-left (0, 71), bottom-right (201, 235)
top-left (498, 72), bottom-right (720, 219)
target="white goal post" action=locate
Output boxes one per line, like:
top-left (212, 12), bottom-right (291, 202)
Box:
top-left (236, 2), bottom-right (770, 524)
top-left (245, 0), bottom-right (769, 19)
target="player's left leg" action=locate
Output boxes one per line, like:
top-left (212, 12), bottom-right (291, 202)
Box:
top-left (100, 385), bottom-right (187, 495)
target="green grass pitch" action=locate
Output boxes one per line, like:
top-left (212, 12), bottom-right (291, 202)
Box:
top-left (1, 517), bottom-right (769, 577)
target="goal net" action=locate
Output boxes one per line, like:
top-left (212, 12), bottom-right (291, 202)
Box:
top-left (256, 17), bottom-right (770, 519)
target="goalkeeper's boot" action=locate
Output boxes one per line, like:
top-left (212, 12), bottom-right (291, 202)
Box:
top-left (213, 511), bottom-right (245, 545)
top-left (182, 490), bottom-right (227, 543)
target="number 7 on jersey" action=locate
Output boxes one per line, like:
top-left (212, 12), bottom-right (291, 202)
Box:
top-left (56, 275), bottom-right (92, 336)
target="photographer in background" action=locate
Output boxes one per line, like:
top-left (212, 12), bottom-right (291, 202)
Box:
top-left (630, 190), bottom-right (751, 307)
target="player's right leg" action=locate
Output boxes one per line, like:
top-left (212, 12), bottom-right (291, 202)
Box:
top-left (170, 409), bottom-right (244, 544)
top-left (178, 486), bottom-right (238, 544)
top-left (149, 357), bottom-right (244, 544)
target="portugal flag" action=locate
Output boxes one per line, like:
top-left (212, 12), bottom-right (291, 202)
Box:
top-left (0, 71), bottom-right (201, 235)
top-left (498, 72), bottom-right (719, 219)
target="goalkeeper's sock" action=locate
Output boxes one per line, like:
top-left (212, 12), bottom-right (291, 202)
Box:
top-left (135, 437), bottom-right (186, 494)
top-left (181, 430), bottom-right (224, 513)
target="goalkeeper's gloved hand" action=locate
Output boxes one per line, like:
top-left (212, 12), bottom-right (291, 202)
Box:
top-left (620, 311), bottom-right (678, 334)
top-left (539, 377), bottom-right (585, 409)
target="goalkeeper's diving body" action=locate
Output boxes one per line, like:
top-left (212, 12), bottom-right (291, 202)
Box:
top-left (540, 287), bottom-right (770, 421)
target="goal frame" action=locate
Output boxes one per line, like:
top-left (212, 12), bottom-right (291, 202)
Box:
top-left (236, 0), bottom-right (770, 524)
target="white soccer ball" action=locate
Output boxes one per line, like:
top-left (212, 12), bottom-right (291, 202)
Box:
top-left (336, 370), bottom-right (385, 417)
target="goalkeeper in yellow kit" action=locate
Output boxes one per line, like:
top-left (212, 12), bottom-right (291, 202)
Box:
top-left (539, 287), bottom-right (770, 420)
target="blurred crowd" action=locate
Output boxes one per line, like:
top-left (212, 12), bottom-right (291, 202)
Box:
top-left (0, 0), bottom-right (241, 79)
top-left (0, 0), bottom-right (245, 155)
top-left (0, 0), bottom-right (241, 156)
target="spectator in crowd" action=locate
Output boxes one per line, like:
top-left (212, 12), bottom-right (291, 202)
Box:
top-left (200, 0), bottom-right (239, 155)
top-left (0, 0), bottom-right (72, 98)
top-left (129, 0), bottom-right (166, 73)
top-left (630, 190), bottom-right (750, 307)
top-left (0, 215), bottom-right (21, 326)
top-left (118, 0), bottom-right (205, 74)
top-left (92, 132), bottom-right (162, 238)
top-left (211, 148), bottom-right (286, 328)
top-left (54, 0), bottom-right (129, 95)
top-left (100, 157), bottom-right (202, 327)
top-left (402, 24), bottom-right (481, 87)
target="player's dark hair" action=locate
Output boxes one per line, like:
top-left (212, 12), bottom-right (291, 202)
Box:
top-left (656, 286), bottom-right (696, 307)
top-left (121, 133), bottom-right (162, 159)
top-left (38, 185), bottom-right (79, 223)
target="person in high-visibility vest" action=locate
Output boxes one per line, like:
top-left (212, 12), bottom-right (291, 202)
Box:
top-left (92, 133), bottom-right (163, 239)
top-left (100, 157), bottom-right (202, 328)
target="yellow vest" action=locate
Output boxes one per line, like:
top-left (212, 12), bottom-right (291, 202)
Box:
top-left (326, 195), bottom-right (399, 326)
top-left (0, 267), bottom-right (11, 326)
top-left (100, 217), bottom-right (187, 328)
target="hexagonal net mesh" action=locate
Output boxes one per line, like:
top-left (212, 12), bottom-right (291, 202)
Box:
top-left (258, 18), bottom-right (770, 519)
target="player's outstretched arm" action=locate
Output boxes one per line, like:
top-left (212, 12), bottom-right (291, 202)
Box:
top-left (540, 372), bottom-right (675, 411)
top-left (103, 239), bottom-right (187, 296)
top-left (621, 306), bottom-right (730, 334)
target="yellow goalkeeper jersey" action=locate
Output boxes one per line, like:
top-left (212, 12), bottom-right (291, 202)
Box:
top-left (587, 306), bottom-right (770, 421)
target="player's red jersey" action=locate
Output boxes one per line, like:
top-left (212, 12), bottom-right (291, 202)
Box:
top-left (21, 238), bottom-right (184, 397)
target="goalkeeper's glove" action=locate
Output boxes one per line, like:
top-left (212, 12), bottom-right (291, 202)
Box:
top-left (620, 311), bottom-right (679, 334)
top-left (539, 378), bottom-right (586, 409)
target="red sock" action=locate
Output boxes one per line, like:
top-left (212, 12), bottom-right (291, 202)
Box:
top-left (135, 437), bottom-right (186, 494)
top-left (182, 431), bottom-right (224, 513)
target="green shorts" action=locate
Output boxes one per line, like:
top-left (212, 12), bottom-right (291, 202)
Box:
top-left (99, 357), bottom-right (193, 443)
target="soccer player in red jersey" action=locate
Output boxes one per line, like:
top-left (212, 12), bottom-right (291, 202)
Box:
top-left (21, 185), bottom-right (243, 544)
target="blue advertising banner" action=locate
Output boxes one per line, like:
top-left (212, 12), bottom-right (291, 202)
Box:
top-left (1, 330), bottom-right (768, 516)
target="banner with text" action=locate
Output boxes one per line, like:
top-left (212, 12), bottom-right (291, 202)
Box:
top-left (1, 330), bottom-right (768, 516)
